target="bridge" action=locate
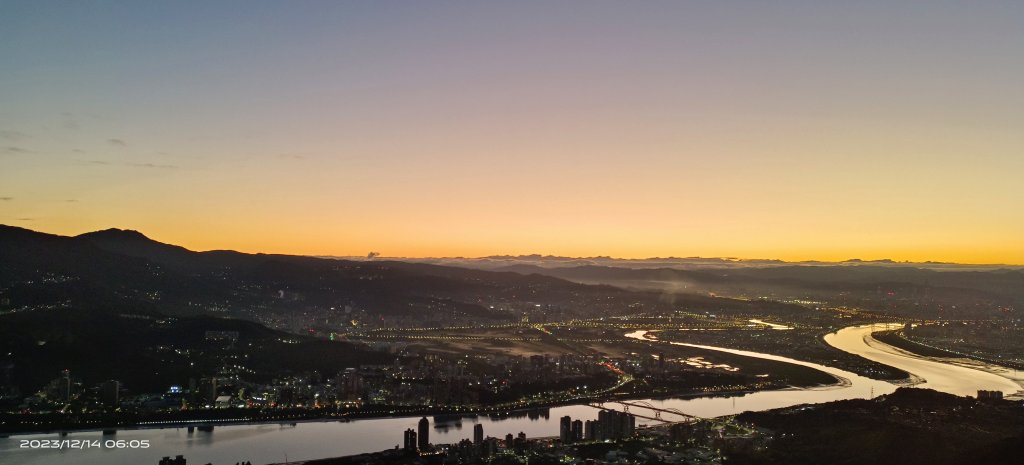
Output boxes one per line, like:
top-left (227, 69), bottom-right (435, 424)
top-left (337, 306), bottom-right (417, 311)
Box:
top-left (586, 403), bottom-right (666, 424)
top-left (589, 400), bottom-right (701, 423)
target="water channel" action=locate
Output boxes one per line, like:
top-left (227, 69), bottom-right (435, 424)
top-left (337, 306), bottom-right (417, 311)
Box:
top-left (2, 324), bottom-right (1019, 465)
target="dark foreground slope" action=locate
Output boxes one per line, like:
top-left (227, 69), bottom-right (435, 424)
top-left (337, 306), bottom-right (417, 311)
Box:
top-left (730, 388), bottom-right (1024, 465)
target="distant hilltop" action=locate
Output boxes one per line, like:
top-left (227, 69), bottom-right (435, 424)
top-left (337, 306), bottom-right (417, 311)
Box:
top-left (2, 223), bottom-right (1020, 272)
top-left (328, 253), bottom-right (1021, 272)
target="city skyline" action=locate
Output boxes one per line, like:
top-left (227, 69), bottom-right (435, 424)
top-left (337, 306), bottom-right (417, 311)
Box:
top-left (3, 2), bottom-right (1024, 264)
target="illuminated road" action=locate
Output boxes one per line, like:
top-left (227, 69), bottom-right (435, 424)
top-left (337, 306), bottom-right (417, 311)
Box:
top-left (747, 319), bottom-right (792, 330)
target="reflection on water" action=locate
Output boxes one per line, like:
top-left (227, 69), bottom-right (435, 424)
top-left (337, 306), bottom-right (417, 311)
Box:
top-left (824, 324), bottom-right (1022, 397)
top-left (7, 324), bottom-right (1016, 465)
top-left (621, 330), bottom-right (897, 418)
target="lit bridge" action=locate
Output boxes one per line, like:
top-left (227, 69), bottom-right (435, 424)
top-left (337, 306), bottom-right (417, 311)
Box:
top-left (587, 400), bottom-right (701, 424)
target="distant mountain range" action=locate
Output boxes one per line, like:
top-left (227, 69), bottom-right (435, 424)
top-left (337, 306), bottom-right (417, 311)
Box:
top-left (362, 257), bottom-right (1024, 320)
top-left (0, 225), bottom-right (781, 322)
top-left (376, 254), bottom-right (1023, 272)
top-left (2, 224), bottom-right (1020, 322)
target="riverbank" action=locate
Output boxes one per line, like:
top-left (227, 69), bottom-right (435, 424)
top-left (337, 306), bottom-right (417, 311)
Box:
top-left (873, 329), bottom-right (1024, 396)
top-left (4, 329), bottom-right (852, 436)
top-left (0, 325), bottom-right (905, 465)
top-left (276, 388), bottom-right (1024, 465)
top-left (873, 326), bottom-right (1024, 395)
top-left (0, 382), bottom-right (782, 437)
top-left (651, 326), bottom-right (912, 382)
top-left (10, 324), bottom-right (969, 439)
top-left (824, 324), bottom-right (1024, 398)
top-left (873, 330), bottom-right (959, 357)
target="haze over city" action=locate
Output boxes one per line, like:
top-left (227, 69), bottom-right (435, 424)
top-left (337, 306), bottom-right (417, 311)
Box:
top-left (3, 1), bottom-right (1023, 264)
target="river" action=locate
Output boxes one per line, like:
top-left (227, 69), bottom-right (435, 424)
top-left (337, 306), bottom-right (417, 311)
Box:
top-left (823, 323), bottom-right (1022, 397)
top-left (2, 324), bottom-right (1018, 465)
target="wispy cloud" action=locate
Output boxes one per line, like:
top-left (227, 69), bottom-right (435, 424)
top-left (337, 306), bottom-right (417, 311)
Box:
top-left (16, 217), bottom-right (34, 221)
top-left (0, 197), bottom-right (12, 201)
top-left (61, 112), bottom-right (79, 130)
top-left (78, 159), bottom-right (177, 169)
top-left (278, 153), bottom-right (305, 160)
top-left (107, 138), bottom-right (127, 147)
top-left (126, 162), bottom-right (177, 169)
top-left (0, 130), bottom-right (28, 141)
top-left (4, 146), bottom-right (32, 154)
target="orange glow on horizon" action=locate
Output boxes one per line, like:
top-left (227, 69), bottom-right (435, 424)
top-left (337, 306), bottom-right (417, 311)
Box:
top-left (18, 222), bottom-right (1023, 267)
top-left (2, 3), bottom-right (1022, 267)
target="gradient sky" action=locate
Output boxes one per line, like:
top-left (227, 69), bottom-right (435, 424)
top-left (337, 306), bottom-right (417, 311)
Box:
top-left (2, 1), bottom-right (1023, 263)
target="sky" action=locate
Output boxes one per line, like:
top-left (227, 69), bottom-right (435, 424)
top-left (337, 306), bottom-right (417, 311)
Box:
top-left (2, 1), bottom-right (1023, 263)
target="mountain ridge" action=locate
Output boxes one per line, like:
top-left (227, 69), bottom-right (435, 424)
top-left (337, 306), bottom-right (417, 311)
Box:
top-left (4, 224), bottom-right (786, 323)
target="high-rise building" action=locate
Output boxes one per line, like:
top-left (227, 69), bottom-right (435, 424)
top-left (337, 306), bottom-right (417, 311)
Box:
top-left (597, 409), bottom-right (613, 440)
top-left (473, 423), bottom-right (484, 445)
top-left (204, 378), bottom-right (218, 404)
top-left (483, 437), bottom-right (498, 457)
top-left (571, 419), bottom-right (583, 442)
top-left (456, 438), bottom-right (477, 462)
top-left (560, 415), bottom-right (572, 442)
top-left (417, 417), bottom-right (430, 450)
top-left (59, 369), bottom-right (72, 402)
top-left (978, 390), bottom-right (1004, 400)
top-left (403, 428), bottom-right (418, 451)
top-left (101, 380), bottom-right (120, 407)
top-left (594, 409), bottom-right (636, 440)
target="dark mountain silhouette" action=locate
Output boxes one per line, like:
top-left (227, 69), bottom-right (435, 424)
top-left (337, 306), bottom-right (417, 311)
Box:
top-left (3, 224), bottom-right (1019, 321)
top-left (2, 225), bottom-right (791, 322)
top-left (75, 227), bottom-right (252, 272)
